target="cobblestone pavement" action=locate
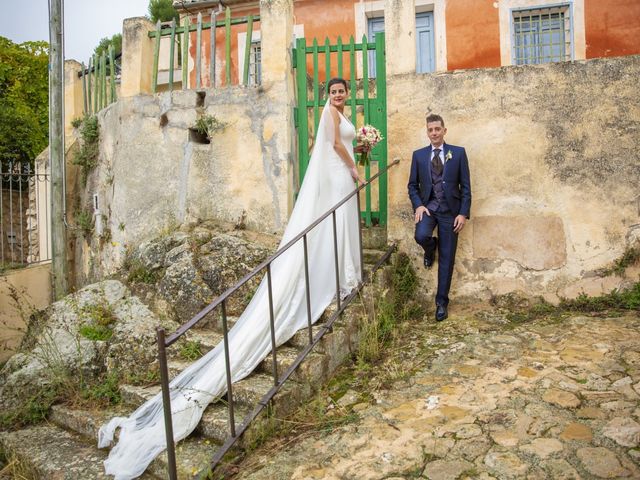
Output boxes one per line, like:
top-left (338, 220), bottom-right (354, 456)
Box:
top-left (235, 307), bottom-right (640, 479)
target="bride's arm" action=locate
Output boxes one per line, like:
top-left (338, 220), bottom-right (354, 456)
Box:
top-left (329, 106), bottom-right (361, 182)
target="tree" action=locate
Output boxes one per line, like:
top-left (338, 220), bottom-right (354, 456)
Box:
top-left (0, 37), bottom-right (49, 168)
top-left (148, 0), bottom-right (180, 24)
top-left (92, 33), bottom-right (122, 76)
top-left (93, 33), bottom-right (122, 58)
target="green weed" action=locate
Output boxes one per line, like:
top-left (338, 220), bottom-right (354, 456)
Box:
top-left (79, 324), bottom-right (112, 341)
top-left (193, 114), bottom-right (226, 139)
top-left (599, 244), bottom-right (640, 277)
top-left (179, 340), bottom-right (203, 361)
top-left (72, 115), bottom-right (100, 181)
top-left (559, 282), bottom-right (640, 312)
top-left (75, 209), bottom-right (94, 236)
top-left (357, 252), bottom-right (423, 364)
top-left (125, 258), bottom-right (160, 284)
top-left (79, 371), bottom-right (121, 405)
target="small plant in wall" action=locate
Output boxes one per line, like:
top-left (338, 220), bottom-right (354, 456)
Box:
top-left (73, 115), bottom-right (100, 181)
top-left (190, 114), bottom-right (226, 144)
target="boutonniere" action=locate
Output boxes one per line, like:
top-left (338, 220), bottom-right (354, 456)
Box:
top-left (445, 150), bottom-right (452, 162)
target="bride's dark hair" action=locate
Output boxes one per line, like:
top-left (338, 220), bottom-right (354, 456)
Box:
top-left (327, 77), bottom-right (348, 92)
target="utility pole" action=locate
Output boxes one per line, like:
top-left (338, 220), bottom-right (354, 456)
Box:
top-left (49, 0), bottom-right (68, 299)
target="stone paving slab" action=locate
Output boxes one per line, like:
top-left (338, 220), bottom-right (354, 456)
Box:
top-left (234, 312), bottom-right (640, 480)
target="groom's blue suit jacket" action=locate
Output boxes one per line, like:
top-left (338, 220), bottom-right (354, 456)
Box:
top-left (408, 143), bottom-right (472, 218)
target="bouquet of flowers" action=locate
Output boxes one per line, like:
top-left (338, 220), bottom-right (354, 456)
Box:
top-left (356, 125), bottom-right (383, 166)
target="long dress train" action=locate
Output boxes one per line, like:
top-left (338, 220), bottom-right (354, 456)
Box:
top-left (98, 102), bottom-right (362, 479)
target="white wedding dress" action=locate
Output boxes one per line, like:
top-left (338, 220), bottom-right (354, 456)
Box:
top-left (98, 102), bottom-right (362, 479)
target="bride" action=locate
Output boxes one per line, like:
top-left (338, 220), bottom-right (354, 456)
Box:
top-left (98, 77), bottom-right (363, 479)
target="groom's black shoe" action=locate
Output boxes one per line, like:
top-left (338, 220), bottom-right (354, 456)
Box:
top-left (435, 304), bottom-right (448, 322)
top-left (423, 238), bottom-right (437, 269)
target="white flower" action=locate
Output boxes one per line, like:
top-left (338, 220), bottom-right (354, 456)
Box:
top-left (445, 150), bottom-right (452, 162)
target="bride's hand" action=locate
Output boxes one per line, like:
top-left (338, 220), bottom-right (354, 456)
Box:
top-left (354, 145), bottom-right (371, 154)
top-left (350, 166), bottom-right (364, 185)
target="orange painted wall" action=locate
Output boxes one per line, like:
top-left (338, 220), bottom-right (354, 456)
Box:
top-left (294, 0), bottom-right (359, 81)
top-left (445, 0), bottom-right (501, 70)
top-left (585, 0), bottom-right (640, 58)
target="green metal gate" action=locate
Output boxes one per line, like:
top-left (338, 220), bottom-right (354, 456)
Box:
top-left (293, 33), bottom-right (388, 226)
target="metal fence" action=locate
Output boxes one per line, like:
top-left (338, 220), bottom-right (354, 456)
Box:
top-left (0, 162), bottom-right (50, 270)
top-left (79, 46), bottom-right (120, 116)
top-left (149, 8), bottom-right (260, 92)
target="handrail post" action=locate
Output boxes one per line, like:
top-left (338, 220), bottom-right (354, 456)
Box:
top-left (157, 328), bottom-right (178, 480)
top-left (220, 300), bottom-right (236, 437)
top-left (332, 211), bottom-right (341, 312)
top-left (303, 234), bottom-right (313, 345)
top-left (356, 191), bottom-right (365, 281)
top-left (266, 265), bottom-right (279, 385)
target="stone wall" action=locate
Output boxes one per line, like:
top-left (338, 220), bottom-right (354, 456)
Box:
top-left (386, 55), bottom-right (640, 301)
top-left (76, 86), bottom-right (292, 282)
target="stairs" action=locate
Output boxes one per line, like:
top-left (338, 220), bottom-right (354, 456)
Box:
top-left (0, 227), bottom-right (390, 479)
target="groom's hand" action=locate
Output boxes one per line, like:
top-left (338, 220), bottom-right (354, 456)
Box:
top-left (453, 214), bottom-right (467, 233)
top-left (414, 206), bottom-right (430, 223)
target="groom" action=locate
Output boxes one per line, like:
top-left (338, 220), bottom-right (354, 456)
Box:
top-left (407, 114), bottom-right (471, 322)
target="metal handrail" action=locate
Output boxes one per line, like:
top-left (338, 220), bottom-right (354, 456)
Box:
top-left (157, 159), bottom-right (400, 478)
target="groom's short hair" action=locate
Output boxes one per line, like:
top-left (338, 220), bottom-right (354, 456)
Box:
top-left (426, 114), bottom-right (445, 127)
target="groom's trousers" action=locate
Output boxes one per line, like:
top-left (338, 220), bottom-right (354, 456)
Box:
top-left (414, 209), bottom-right (458, 307)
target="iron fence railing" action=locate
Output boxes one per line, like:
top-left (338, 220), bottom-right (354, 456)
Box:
top-left (0, 162), bottom-right (51, 270)
top-left (157, 159), bottom-right (399, 478)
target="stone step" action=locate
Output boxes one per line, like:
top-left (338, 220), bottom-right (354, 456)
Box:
top-left (120, 383), bottom-right (161, 406)
top-left (361, 225), bottom-right (387, 250)
top-left (49, 404), bottom-right (130, 441)
top-left (0, 424), bottom-right (158, 479)
top-left (197, 401), bottom-right (252, 443)
top-left (119, 370), bottom-right (291, 412)
top-left (363, 247), bottom-right (391, 265)
top-left (47, 404), bottom-right (224, 479)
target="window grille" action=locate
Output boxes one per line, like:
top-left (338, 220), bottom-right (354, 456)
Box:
top-left (512, 5), bottom-right (572, 65)
top-left (248, 41), bottom-right (261, 86)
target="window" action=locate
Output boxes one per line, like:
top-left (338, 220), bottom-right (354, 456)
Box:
top-left (512, 5), bottom-right (572, 64)
top-left (366, 12), bottom-right (436, 76)
top-left (248, 41), bottom-right (261, 86)
top-left (367, 16), bottom-right (385, 78)
top-left (416, 12), bottom-right (435, 73)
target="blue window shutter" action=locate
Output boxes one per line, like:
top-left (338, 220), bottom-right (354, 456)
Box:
top-left (416, 12), bottom-right (435, 73)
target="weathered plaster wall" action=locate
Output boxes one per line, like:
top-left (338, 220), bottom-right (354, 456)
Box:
top-left (77, 86), bottom-right (291, 281)
top-left (0, 263), bottom-right (51, 362)
top-left (585, 0), bottom-right (640, 59)
top-left (386, 55), bottom-right (640, 301)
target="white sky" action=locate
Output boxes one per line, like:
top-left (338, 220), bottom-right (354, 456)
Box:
top-left (0, 0), bottom-right (150, 62)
